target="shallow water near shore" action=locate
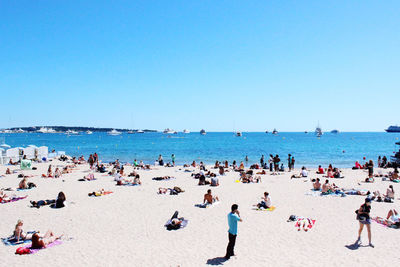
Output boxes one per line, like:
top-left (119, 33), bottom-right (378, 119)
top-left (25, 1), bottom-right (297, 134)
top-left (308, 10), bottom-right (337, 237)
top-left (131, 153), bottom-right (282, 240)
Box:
top-left (2, 132), bottom-right (399, 167)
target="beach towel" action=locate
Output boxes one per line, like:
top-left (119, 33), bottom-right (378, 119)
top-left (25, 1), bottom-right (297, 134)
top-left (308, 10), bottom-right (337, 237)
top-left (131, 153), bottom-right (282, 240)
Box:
top-left (17, 188), bottom-right (33, 191)
top-left (17, 240), bottom-right (62, 255)
top-left (0, 196), bottom-right (27, 204)
top-left (117, 183), bottom-right (140, 186)
top-left (295, 218), bottom-right (316, 231)
top-left (253, 206), bottom-right (276, 211)
top-left (78, 178), bottom-right (97, 181)
top-left (20, 160), bottom-right (32, 170)
top-left (2, 231), bottom-right (36, 246)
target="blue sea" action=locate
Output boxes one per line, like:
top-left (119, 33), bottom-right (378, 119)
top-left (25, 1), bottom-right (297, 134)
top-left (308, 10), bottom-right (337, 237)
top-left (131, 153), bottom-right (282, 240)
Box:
top-left (2, 132), bottom-right (400, 167)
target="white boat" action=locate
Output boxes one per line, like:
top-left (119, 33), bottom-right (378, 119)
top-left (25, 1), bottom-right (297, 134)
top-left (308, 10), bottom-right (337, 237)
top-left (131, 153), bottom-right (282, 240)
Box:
top-left (315, 124), bottom-right (323, 137)
top-left (137, 130), bottom-right (144, 133)
top-left (127, 130), bottom-right (135, 134)
top-left (66, 130), bottom-right (79, 135)
top-left (86, 130), bottom-right (93, 135)
top-left (1, 129), bottom-right (12, 133)
top-left (183, 129), bottom-right (190, 134)
top-left (15, 128), bottom-right (25, 133)
top-left (108, 129), bottom-right (121, 136)
top-left (163, 128), bottom-right (175, 134)
top-left (200, 129), bottom-right (206, 135)
top-left (272, 129), bottom-right (278, 135)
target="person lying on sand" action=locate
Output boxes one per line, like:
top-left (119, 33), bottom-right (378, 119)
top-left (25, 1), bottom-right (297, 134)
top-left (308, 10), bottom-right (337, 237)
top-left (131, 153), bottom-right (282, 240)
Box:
top-left (204, 189), bottom-right (219, 204)
top-left (88, 189), bottom-right (111, 196)
top-left (254, 192), bottom-right (271, 209)
top-left (152, 176), bottom-right (174, 181)
top-left (83, 173), bottom-right (95, 181)
top-left (30, 192), bottom-right (66, 209)
top-left (31, 231), bottom-right (62, 249)
top-left (364, 177), bottom-right (374, 183)
top-left (375, 209), bottom-right (400, 228)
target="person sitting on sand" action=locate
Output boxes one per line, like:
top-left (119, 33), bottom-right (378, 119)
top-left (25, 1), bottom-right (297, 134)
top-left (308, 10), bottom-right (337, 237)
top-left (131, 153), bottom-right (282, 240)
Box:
top-left (204, 189), bottom-right (219, 204)
top-left (18, 178), bottom-right (28, 190)
top-left (333, 168), bottom-right (342, 178)
top-left (46, 165), bottom-right (53, 178)
top-left (255, 192), bottom-right (271, 209)
top-left (291, 167), bottom-right (308, 179)
top-left (317, 165), bottom-right (324, 174)
top-left (54, 168), bottom-right (62, 178)
top-left (30, 192), bottom-right (66, 209)
top-left (133, 174), bottom-right (141, 185)
top-left (12, 220), bottom-right (31, 242)
top-left (384, 185), bottom-right (395, 200)
top-left (313, 178), bottom-right (321, 190)
top-left (31, 231), bottom-right (62, 249)
top-left (321, 180), bottom-right (332, 193)
top-left (219, 166), bottom-right (225, 176)
top-left (389, 168), bottom-right (399, 181)
top-left (354, 161), bottom-right (362, 169)
top-left (191, 161), bottom-right (196, 168)
top-left (326, 168), bottom-right (334, 178)
top-left (238, 162), bottom-right (244, 170)
top-left (211, 175), bottom-right (219, 186)
top-left (5, 168), bottom-right (11, 175)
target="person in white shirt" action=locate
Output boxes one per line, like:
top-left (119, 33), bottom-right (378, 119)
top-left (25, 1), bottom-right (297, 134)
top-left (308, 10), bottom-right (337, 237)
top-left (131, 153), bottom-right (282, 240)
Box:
top-left (255, 192), bottom-right (271, 209)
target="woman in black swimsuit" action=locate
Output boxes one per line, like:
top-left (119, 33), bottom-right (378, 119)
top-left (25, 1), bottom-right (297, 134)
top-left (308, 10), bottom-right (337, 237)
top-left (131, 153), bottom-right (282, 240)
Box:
top-left (356, 198), bottom-right (373, 247)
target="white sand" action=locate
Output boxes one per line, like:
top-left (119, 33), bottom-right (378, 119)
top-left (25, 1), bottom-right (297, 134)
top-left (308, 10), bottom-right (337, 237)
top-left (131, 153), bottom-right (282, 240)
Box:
top-left (1, 160), bottom-right (399, 266)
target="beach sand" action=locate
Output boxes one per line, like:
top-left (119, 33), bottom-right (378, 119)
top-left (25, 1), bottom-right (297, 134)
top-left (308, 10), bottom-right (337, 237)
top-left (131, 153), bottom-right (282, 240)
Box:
top-left (1, 160), bottom-right (399, 266)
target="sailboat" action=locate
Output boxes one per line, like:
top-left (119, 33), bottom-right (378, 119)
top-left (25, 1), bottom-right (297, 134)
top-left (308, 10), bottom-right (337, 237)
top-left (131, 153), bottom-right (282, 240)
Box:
top-left (183, 129), bottom-right (190, 134)
top-left (272, 129), bottom-right (278, 135)
top-left (315, 124), bottom-right (323, 137)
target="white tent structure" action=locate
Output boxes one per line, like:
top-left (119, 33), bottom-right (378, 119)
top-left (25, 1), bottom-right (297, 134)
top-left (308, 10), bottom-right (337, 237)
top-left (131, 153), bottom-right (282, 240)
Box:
top-left (38, 146), bottom-right (48, 159)
top-left (6, 148), bottom-right (19, 162)
top-left (23, 147), bottom-right (36, 160)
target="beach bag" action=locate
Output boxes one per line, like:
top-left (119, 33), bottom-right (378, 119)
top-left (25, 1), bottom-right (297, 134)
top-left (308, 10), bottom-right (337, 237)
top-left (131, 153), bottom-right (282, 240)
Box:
top-left (15, 247), bottom-right (30, 255)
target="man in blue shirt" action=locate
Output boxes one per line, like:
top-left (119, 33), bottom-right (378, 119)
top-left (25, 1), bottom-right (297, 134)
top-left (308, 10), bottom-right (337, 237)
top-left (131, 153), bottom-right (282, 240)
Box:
top-left (225, 204), bottom-right (242, 259)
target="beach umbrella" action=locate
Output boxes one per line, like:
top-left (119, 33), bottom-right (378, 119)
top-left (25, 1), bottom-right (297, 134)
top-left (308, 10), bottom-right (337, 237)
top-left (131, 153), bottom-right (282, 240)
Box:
top-left (0, 143), bottom-right (10, 149)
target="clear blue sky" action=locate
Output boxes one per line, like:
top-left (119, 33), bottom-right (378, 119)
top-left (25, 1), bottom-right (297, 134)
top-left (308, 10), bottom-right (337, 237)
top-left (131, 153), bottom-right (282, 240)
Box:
top-left (1, 1), bottom-right (399, 132)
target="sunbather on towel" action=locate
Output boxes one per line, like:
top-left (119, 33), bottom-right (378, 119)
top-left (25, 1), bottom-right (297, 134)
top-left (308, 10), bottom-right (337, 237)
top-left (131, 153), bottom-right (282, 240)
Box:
top-left (88, 189), bottom-right (107, 196)
top-left (31, 231), bottom-right (62, 249)
top-left (321, 180), bottom-right (333, 193)
top-left (18, 178), bottom-right (28, 190)
top-left (204, 189), bottom-right (219, 204)
top-left (132, 174), bottom-right (141, 185)
top-left (254, 192), bottom-right (271, 209)
top-left (165, 211), bottom-right (186, 230)
top-left (30, 192), bottom-right (66, 209)
top-left (374, 210), bottom-right (400, 228)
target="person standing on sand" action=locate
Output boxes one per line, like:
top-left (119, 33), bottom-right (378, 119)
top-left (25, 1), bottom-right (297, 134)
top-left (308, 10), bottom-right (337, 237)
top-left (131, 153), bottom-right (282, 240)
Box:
top-left (291, 157), bottom-right (295, 170)
top-left (260, 155), bottom-right (264, 167)
top-left (356, 198), bottom-right (374, 247)
top-left (171, 154), bottom-right (175, 166)
top-left (288, 154), bottom-right (292, 171)
top-left (225, 204), bottom-right (242, 259)
top-left (269, 155), bottom-right (273, 172)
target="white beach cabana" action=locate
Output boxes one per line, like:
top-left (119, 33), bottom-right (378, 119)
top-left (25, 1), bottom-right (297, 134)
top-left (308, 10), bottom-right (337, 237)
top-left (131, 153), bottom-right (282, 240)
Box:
top-left (38, 146), bottom-right (48, 159)
top-left (23, 146), bottom-right (36, 160)
top-left (6, 148), bottom-right (19, 162)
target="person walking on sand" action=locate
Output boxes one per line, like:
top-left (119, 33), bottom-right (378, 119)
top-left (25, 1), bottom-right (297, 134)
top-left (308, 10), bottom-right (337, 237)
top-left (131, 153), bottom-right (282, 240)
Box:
top-left (225, 204), bottom-right (242, 259)
top-left (355, 198), bottom-right (374, 247)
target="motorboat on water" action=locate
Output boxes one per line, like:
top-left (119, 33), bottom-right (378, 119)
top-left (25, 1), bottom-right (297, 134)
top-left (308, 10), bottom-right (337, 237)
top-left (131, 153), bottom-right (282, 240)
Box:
top-left (163, 128), bottom-right (175, 134)
top-left (66, 130), bottom-right (79, 135)
top-left (386, 126), bottom-right (400, 133)
top-left (183, 129), bottom-right (190, 134)
top-left (331, 129), bottom-right (339, 134)
top-left (272, 129), bottom-right (278, 135)
top-left (200, 129), bottom-right (206, 135)
top-left (108, 129), bottom-right (122, 136)
top-left (137, 130), bottom-right (144, 133)
top-left (236, 131), bottom-right (242, 137)
top-left (86, 130), bottom-right (93, 135)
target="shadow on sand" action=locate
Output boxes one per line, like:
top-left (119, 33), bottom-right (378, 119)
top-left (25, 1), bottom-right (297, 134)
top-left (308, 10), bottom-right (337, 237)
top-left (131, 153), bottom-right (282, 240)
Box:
top-left (345, 242), bottom-right (370, 250)
top-left (206, 257), bottom-right (228, 265)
